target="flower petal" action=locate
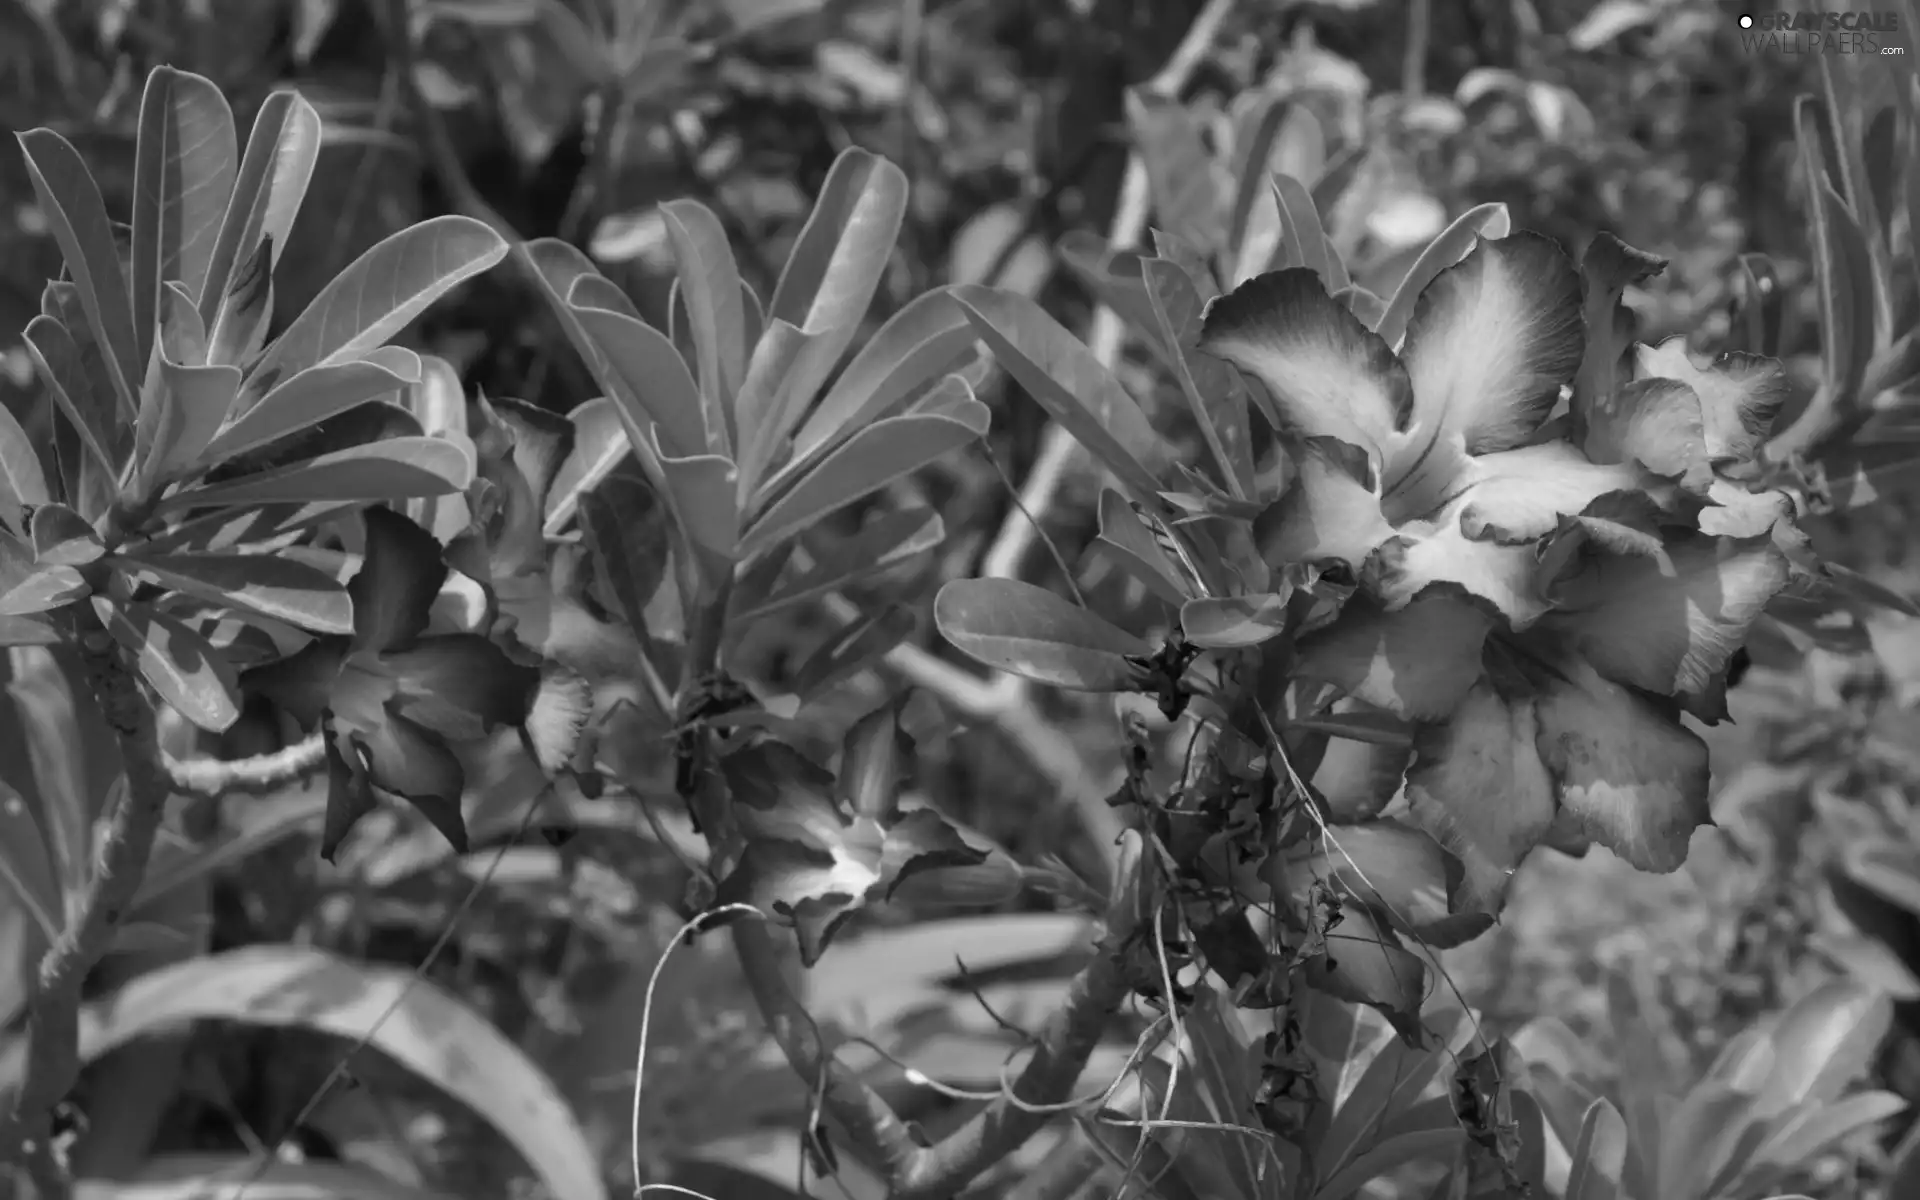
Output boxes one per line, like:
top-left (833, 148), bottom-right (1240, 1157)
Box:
top-left (1579, 377), bottom-right (1712, 489)
top-left (1396, 232), bottom-right (1586, 458)
top-left (1197, 267), bottom-right (1412, 462)
top-left (1254, 438), bottom-right (1395, 571)
top-left (1366, 523), bottom-right (1554, 628)
top-left (1530, 654), bottom-right (1710, 872)
top-left (356, 708), bottom-right (470, 851)
top-left (721, 740), bottom-right (851, 847)
top-left (1571, 232), bottom-right (1667, 432)
top-left (1634, 338), bottom-right (1790, 465)
top-left (1295, 594), bottom-right (1490, 720)
top-left (1311, 701), bottom-right (1412, 821)
top-left (716, 840), bottom-right (878, 967)
top-left (1538, 532), bottom-right (1790, 720)
top-left (239, 634), bottom-right (350, 729)
top-left (1403, 680), bottom-right (1558, 913)
top-left (878, 809), bottom-right (992, 899)
top-left (1697, 477), bottom-right (1794, 539)
top-left (1452, 442), bottom-right (1655, 544)
top-left (381, 632), bottom-right (542, 733)
top-left (840, 701), bottom-right (911, 821)
top-left (319, 724), bottom-right (377, 862)
top-left (351, 506), bottom-right (451, 652)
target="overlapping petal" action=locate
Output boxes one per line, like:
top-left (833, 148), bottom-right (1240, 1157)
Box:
top-left (1634, 338), bottom-right (1790, 465)
top-left (1195, 267), bottom-right (1411, 464)
top-left (351, 505), bottom-right (449, 652)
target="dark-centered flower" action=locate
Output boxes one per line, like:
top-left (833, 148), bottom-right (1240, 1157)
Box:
top-left (243, 505), bottom-right (551, 858)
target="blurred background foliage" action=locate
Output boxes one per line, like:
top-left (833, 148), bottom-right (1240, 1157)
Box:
top-left (7, 0), bottom-right (1920, 1197)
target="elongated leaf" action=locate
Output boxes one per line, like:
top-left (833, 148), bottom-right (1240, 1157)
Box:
top-left (1091, 488), bottom-right (1191, 607)
top-left (146, 354), bottom-right (241, 486)
top-left (23, 316), bottom-right (118, 484)
top-left (1057, 233), bottom-right (1183, 370)
top-left (792, 605), bottom-right (917, 702)
top-left (578, 476), bottom-right (671, 639)
top-left (132, 68), bottom-right (238, 372)
top-left (0, 565), bottom-right (88, 616)
top-left (935, 578), bottom-right (1149, 691)
top-left (6, 645), bottom-right (98, 909)
top-left (790, 285), bottom-right (972, 475)
top-left (1566, 1098), bottom-right (1629, 1200)
top-left (543, 396), bottom-right (627, 534)
top-left (1273, 173), bottom-right (1346, 292)
top-left (739, 376), bottom-right (988, 560)
top-left (571, 303), bottom-right (708, 461)
top-left (31, 504), bottom-right (103, 565)
top-left (733, 320), bottom-right (829, 496)
top-left (247, 216), bottom-right (507, 384)
top-left (93, 598), bottom-right (240, 732)
top-left (17, 128), bottom-right (140, 419)
top-left (655, 438), bottom-right (739, 560)
top-left (1374, 202), bottom-right (1511, 346)
top-left (204, 346), bottom-right (421, 463)
top-left (1127, 90), bottom-right (1226, 257)
top-left (1181, 593), bottom-right (1289, 648)
top-left (0, 945), bottom-right (605, 1200)
top-left (199, 90), bottom-right (320, 322)
top-left (660, 200), bottom-right (747, 452)
top-left (1814, 175), bottom-right (1876, 414)
top-left (951, 285), bottom-right (1166, 505)
top-left (117, 552), bottom-right (353, 634)
top-left (1754, 981), bottom-right (1891, 1117)
top-left (1142, 258), bottom-right (1253, 499)
top-left (0, 617), bottom-right (59, 647)
top-left (734, 508), bottom-right (944, 622)
top-left (159, 436), bottom-right (473, 513)
top-left (0, 776), bottom-right (59, 943)
top-left (73, 1154), bottom-right (455, 1200)
top-left (1313, 1130), bottom-right (1462, 1200)
top-left (0, 400), bottom-right (50, 534)
top-left (757, 147), bottom-right (907, 450)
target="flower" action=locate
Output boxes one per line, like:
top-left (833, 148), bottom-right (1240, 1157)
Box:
top-left (1197, 231), bottom-right (1798, 915)
top-left (242, 505), bottom-right (569, 859)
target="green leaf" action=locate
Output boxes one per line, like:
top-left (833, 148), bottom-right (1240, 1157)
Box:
top-left (578, 476), bottom-right (671, 639)
top-left (16, 128), bottom-right (141, 421)
top-left (1126, 90), bottom-right (1226, 259)
top-left (569, 302), bottom-right (708, 461)
top-left (660, 199), bottom-right (747, 453)
top-left (247, 216), bottom-right (508, 384)
top-left (734, 508), bottom-right (944, 622)
top-left (1302, 905), bottom-right (1426, 1044)
top-left (0, 617), bottom-right (59, 647)
top-left (543, 396), bottom-right (626, 534)
top-left (0, 944), bottom-right (606, 1200)
top-left (1142, 257), bottom-right (1254, 499)
top-left (755, 147), bottom-right (908, 462)
top-left (23, 316), bottom-right (119, 485)
top-left (566, 272), bottom-right (641, 321)
top-left (6, 646), bottom-right (96, 903)
top-left (94, 598), bottom-right (241, 733)
top-left (30, 504), bottom-right (103, 565)
top-left (0, 401), bottom-right (51, 533)
top-left (788, 285), bottom-right (974, 470)
top-left (1812, 175), bottom-right (1877, 415)
top-left (732, 320), bottom-right (827, 497)
top-left (1312, 1130), bottom-right (1462, 1200)
top-left (0, 565), bottom-right (89, 616)
top-left (1089, 488), bottom-right (1192, 607)
top-left (1374, 202), bottom-right (1511, 346)
top-left (116, 551), bottom-right (354, 634)
top-left (1180, 593), bottom-right (1289, 648)
top-left (198, 89), bottom-right (321, 324)
top-left (146, 346), bottom-right (242, 487)
top-left (738, 374), bottom-right (988, 560)
top-left (203, 346), bottom-right (421, 463)
top-left (790, 605), bottom-right (917, 703)
top-left (72, 1154), bottom-right (454, 1200)
top-left (1273, 173), bottom-right (1347, 292)
top-left (159, 436), bottom-right (474, 513)
top-left (131, 68), bottom-right (237, 372)
top-left (1753, 981), bottom-right (1890, 1118)
top-left (934, 578), bottom-right (1149, 691)
top-left (0, 778), bottom-right (60, 943)
top-left (204, 236), bottom-right (273, 369)
top-left (1565, 1099), bottom-right (1629, 1200)
top-left (950, 285), bottom-right (1167, 507)
top-left (1057, 233), bottom-right (1183, 370)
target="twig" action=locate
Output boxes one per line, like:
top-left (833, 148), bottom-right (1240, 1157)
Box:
top-left (730, 834), bottom-right (1148, 1200)
top-left (162, 735), bottom-right (326, 797)
top-left (0, 627), bottom-right (177, 1197)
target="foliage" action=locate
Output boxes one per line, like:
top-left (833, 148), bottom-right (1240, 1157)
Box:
top-left (3, 5), bottom-right (1920, 1200)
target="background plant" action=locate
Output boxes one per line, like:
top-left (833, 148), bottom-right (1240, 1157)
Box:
top-left (4, 2), bottom-right (1920, 1200)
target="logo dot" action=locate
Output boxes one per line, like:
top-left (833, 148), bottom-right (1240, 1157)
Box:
top-left (1739, 13), bottom-right (1753, 26)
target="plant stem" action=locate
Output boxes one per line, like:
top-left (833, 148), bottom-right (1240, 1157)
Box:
top-left (0, 630), bottom-right (175, 1197)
